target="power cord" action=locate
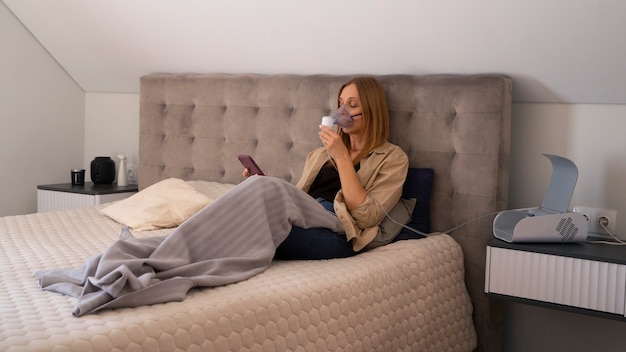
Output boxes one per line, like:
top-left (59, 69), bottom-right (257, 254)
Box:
top-left (425, 209), bottom-right (625, 245)
top-left (379, 202), bottom-right (626, 246)
top-left (585, 216), bottom-right (626, 246)
top-left (433, 211), bottom-right (504, 235)
top-left (374, 195), bottom-right (503, 237)
top-left (372, 197), bottom-right (430, 237)
top-left (372, 189), bottom-right (625, 244)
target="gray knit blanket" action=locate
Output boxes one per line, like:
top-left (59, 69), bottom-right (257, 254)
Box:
top-left (35, 176), bottom-right (344, 316)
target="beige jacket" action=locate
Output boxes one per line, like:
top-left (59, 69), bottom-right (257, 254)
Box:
top-left (296, 142), bottom-right (410, 251)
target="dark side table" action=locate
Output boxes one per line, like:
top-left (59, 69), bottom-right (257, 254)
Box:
top-left (37, 183), bottom-right (138, 212)
top-left (485, 238), bottom-right (626, 322)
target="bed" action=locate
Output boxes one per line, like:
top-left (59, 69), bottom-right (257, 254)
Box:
top-left (0, 73), bottom-right (511, 352)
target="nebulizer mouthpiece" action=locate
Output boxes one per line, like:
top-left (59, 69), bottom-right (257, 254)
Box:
top-left (321, 105), bottom-right (355, 128)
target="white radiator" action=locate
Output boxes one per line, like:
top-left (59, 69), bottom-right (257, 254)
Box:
top-left (37, 189), bottom-right (134, 212)
top-left (37, 189), bottom-right (95, 212)
top-left (486, 246), bottom-right (626, 315)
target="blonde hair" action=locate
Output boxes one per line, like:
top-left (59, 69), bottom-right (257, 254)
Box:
top-left (337, 76), bottom-right (390, 164)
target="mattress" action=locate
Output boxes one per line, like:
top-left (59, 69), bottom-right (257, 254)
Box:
top-left (0, 181), bottom-right (477, 351)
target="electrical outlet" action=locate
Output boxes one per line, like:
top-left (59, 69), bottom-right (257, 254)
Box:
top-left (572, 206), bottom-right (617, 237)
top-left (126, 163), bottom-right (137, 184)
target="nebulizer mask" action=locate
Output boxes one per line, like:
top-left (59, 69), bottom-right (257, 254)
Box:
top-left (321, 105), bottom-right (357, 129)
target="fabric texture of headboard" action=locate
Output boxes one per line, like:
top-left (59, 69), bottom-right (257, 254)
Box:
top-left (139, 73), bottom-right (512, 352)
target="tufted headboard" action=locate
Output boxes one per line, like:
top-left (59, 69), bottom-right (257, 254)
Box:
top-left (139, 73), bottom-right (512, 352)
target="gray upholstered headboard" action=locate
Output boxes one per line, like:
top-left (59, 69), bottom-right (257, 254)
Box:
top-left (139, 73), bottom-right (512, 352)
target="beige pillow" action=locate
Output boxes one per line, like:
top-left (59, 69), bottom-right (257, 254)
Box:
top-left (100, 178), bottom-right (212, 231)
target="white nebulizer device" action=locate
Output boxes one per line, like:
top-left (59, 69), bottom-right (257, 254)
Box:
top-left (321, 116), bottom-right (335, 128)
top-left (321, 105), bottom-right (355, 128)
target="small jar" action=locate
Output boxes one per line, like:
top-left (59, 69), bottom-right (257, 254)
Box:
top-left (90, 156), bottom-right (116, 185)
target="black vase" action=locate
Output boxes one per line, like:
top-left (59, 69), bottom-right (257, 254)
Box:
top-left (90, 156), bottom-right (116, 185)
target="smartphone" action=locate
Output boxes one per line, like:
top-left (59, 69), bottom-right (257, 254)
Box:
top-left (238, 154), bottom-right (265, 176)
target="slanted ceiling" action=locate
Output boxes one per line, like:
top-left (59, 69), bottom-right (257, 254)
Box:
top-left (4, 0), bottom-right (626, 103)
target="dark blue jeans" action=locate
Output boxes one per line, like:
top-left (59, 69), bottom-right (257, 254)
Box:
top-left (274, 198), bottom-right (359, 260)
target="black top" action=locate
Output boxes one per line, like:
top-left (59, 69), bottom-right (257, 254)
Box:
top-left (308, 162), bottom-right (360, 201)
top-left (37, 183), bottom-right (138, 196)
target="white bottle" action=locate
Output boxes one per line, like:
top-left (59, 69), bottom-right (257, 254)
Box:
top-left (117, 154), bottom-right (128, 186)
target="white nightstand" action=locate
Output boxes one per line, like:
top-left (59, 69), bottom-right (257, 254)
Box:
top-left (485, 239), bottom-right (626, 321)
top-left (37, 183), bottom-right (138, 212)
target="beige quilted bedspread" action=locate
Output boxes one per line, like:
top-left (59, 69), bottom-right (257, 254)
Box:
top-left (0, 181), bottom-right (476, 351)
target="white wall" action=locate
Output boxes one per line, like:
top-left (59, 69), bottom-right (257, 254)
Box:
top-left (0, 3), bottom-right (84, 216)
top-left (84, 93), bottom-right (139, 183)
top-left (5, 0), bottom-right (626, 104)
top-left (510, 103), bottom-right (626, 232)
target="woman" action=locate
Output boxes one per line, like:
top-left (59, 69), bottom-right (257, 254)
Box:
top-left (246, 76), bottom-right (411, 259)
top-left (36, 76), bottom-right (411, 316)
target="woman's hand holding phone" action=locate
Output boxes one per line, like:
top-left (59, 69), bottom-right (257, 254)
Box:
top-left (238, 154), bottom-right (265, 177)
